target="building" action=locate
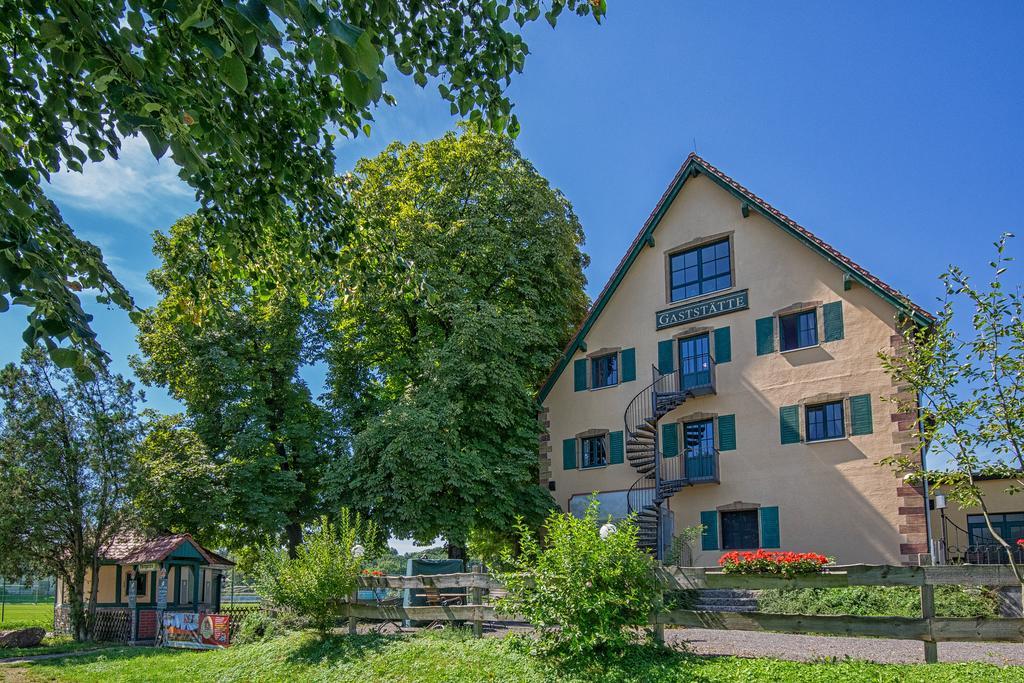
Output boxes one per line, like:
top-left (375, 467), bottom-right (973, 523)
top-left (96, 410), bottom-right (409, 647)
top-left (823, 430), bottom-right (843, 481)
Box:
top-left (54, 532), bottom-right (233, 642)
top-left (537, 154), bottom-right (934, 566)
top-left (929, 476), bottom-right (1024, 565)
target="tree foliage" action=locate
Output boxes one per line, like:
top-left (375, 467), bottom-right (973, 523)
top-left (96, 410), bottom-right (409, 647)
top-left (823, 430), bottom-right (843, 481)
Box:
top-left (324, 129), bottom-right (589, 553)
top-left (133, 213), bottom-right (335, 555)
top-left (133, 413), bottom-right (226, 539)
top-left (880, 233), bottom-right (1024, 585)
top-left (0, 348), bottom-right (144, 640)
top-left (0, 0), bottom-right (604, 372)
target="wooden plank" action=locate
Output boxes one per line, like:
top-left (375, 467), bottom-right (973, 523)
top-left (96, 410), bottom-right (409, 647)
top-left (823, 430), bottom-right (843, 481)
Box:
top-left (657, 610), bottom-right (930, 640)
top-left (661, 565), bottom-right (925, 590)
top-left (930, 618), bottom-right (1024, 642)
top-left (469, 579), bottom-right (483, 638)
top-left (355, 573), bottom-right (500, 590)
top-left (346, 603), bottom-right (505, 622)
top-left (920, 584), bottom-right (937, 663)
top-left (924, 565), bottom-right (1023, 587)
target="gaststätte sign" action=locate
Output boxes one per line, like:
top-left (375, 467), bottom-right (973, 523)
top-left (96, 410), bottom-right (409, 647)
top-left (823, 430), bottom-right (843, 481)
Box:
top-left (655, 289), bottom-right (749, 330)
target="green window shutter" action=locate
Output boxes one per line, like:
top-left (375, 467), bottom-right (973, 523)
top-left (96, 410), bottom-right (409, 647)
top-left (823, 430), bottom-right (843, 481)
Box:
top-left (700, 511), bottom-right (719, 551)
top-left (849, 394), bottom-right (873, 435)
top-left (657, 339), bottom-right (675, 373)
top-left (717, 414), bottom-right (736, 451)
top-left (573, 358), bottom-right (587, 392)
top-left (779, 405), bottom-right (800, 444)
top-left (662, 422), bottom-right (679, 458)
top-left (714, 326), bottom-right (732, 364)
top-left (760, 506), bottom-right (780, 548)
top-left (562, 438), bottom-right (577, 470)
top-left (755, 317), bottom-right (775, 355)
top-left (823, 301), bottom-right (844, 341)
top-left (621, 348), bottom-right (636, 383)
top-left (609, 431), bottom-right (624, 464)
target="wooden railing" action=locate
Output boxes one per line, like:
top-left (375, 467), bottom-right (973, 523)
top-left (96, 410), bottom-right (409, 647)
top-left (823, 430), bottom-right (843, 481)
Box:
top-left (348, 565), bottom-right (1024, 664)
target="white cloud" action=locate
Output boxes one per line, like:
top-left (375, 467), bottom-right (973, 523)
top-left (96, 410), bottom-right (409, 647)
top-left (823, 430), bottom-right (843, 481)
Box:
top-left (46, 135), bottom-right (196, 227)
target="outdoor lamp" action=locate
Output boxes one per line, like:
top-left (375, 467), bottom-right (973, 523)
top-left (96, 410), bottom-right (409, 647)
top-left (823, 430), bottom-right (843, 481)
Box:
top-left (599, 523), bottom-right (617, 539)
top-left (351, 544), bottom-right (365, 558)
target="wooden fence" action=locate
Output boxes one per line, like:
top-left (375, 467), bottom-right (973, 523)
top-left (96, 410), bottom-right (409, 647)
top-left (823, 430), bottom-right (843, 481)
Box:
top-left (348, 564), bottom-right (1024, 664)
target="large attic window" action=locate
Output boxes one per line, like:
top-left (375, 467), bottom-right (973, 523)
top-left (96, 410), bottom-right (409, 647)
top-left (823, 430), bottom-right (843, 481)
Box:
top-left (668, 238), bottom-right (732, 302)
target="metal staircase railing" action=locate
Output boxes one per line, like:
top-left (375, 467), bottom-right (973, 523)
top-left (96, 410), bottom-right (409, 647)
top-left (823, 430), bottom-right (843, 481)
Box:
top-left (623, 361), bottom-right (720, 560)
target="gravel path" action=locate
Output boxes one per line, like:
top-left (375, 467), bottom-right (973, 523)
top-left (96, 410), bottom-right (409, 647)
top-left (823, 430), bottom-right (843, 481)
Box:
top-left (667, 627), bottom-right (1024, 665)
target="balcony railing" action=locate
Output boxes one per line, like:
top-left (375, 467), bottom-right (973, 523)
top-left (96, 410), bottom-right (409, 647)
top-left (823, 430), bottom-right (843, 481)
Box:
top-left (660, 447), bottom-right (720, 486)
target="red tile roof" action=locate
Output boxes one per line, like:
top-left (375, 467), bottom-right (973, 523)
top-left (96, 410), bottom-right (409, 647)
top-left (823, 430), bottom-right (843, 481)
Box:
top-left (99, 532), bottom-right (234, 566)
top-left (537, 153), bottom-right (933, 402)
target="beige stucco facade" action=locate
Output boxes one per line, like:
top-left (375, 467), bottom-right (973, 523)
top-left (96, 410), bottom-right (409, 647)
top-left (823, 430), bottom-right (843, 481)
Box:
top-left (540, 160), bottom-right (929, 565)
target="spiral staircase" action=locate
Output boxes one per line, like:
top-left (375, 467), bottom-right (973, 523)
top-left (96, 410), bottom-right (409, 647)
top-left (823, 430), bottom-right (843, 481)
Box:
top-left (624, 363), bottom-right (719, 559)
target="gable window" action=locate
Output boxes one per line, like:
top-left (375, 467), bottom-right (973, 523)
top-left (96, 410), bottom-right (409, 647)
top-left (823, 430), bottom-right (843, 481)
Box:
top-left (669, 239), bottom-right (731, 302)
top-left (806, 401), bottom-right (844, 441)
top-left (721, 509), bottom-right (760, 550)
top-left (580, 435), bottom-right (608, 469)
top-left (591, 353), bottom-right (618, 389)
top-left (779, 309), bottom-right (818, 351)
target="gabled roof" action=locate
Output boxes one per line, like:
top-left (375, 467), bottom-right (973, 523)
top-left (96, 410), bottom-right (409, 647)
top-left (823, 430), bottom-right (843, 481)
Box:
top-left (100, 532), bottom-right (234, 567)
top-left (538, 153), bottom-right (934, 403)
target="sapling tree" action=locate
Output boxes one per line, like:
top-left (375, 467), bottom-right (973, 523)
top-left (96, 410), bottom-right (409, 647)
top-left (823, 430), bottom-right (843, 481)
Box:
top-left (880, 233), bottom-right (1024, 589)
top-left (0, 348), bottom-right (144, 640)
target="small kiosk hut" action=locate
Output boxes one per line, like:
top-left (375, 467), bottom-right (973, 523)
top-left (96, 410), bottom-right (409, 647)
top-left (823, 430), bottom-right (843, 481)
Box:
top-left (54, 533), bottom-right (234, 643)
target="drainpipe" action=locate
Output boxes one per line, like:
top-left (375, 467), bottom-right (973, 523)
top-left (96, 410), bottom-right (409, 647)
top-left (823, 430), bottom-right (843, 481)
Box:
top-left (917, 389), bottom-right (935, 564)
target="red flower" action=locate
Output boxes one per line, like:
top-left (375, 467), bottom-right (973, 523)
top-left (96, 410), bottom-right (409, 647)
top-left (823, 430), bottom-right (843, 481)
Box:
top-left (1017, 539), bottom-right (1024, 548)
top-left (718, 550), bottom-right (832, 576)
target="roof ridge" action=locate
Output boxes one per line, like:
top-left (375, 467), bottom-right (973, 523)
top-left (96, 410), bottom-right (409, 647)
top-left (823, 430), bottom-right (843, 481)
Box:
top-left (537, 154), bottom-right (933, 402)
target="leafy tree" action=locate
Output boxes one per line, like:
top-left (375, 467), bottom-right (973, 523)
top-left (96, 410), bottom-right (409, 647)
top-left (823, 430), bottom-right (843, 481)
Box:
top-left (133, 213), bottom-right (335, 556)
top-left (0, 348), bottom-right (143, 641)
top-left (134, 413), bottom-right (226, 540)
top-left (0, 0), bottom-right (605, 372)
top-left (254, 509), bottom-right (380, 633)
top-left (497, 500), bottom-right (659, 656)
top-left (325, 129), bottom-right (589, 557)
top-left (880, 233), bottom-right (1024, 589)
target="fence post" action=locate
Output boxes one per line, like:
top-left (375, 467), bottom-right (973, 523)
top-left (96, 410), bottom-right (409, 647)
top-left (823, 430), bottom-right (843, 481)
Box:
top-left (348, 590), bottom-right (358, 635)
top-left (920, 583), bottom-right (937, 663)
top-left (652, 585), bottom-right (665, 645)
top-left (470, 573), bottom-right (483, 638)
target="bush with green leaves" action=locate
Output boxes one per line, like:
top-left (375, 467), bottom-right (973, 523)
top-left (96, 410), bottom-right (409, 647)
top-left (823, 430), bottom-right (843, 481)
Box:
top-left (497, 500), bottom-right (659, 656)
top-left (254, 509), bottom-right (379, 633)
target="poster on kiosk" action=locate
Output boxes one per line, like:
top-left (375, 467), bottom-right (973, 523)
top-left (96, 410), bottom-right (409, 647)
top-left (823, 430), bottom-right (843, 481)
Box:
top-left (162, 612), bottom-right (231, 649)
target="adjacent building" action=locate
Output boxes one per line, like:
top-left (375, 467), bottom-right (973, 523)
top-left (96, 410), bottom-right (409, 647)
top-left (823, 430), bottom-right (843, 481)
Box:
top-left (537, 154), bottom-right (934, 566)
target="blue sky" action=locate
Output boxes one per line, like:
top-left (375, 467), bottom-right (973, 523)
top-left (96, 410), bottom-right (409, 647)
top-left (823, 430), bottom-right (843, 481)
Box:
top-left (3, 2), bottom-right (1022, 549)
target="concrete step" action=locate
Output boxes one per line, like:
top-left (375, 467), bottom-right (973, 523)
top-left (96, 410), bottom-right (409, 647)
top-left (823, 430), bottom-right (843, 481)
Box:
top-left (694, 597), bottom-right (758, 607)
top-left (698, 589), bottom-right (757, 599)
top-left (692, 604), bottom-right (758, 613)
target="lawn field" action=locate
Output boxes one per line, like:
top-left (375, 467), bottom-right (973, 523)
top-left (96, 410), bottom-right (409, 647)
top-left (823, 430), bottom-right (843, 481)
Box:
top-left (5, 630), bottom-right (1023, 683)
top-left (0, 603), bottom-right (53, 631)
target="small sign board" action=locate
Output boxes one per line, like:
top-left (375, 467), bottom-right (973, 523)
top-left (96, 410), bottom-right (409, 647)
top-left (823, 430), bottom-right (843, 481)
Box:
top-left (156, 569), bottom-right (168, 609)
top-left (655, 289), bottom-right (749, 330)
top-left (162, 612), bottom-right (231, 649)
top-left (138, 562), bottom-right (160, 573)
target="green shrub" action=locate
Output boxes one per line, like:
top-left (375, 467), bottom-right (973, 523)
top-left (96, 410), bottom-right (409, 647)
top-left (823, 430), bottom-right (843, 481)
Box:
top-left (232, 610), bottom-right (279, 645)
top-left (254, 509), bottom-right (380, 633)
top-left (497, 499), bottom-right (659, 657)
top-left (757, 585), bottom-right (999, 618)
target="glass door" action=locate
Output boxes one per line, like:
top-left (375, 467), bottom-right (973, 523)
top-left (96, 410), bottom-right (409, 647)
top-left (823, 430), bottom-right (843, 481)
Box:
top-left (679, 334), bottom-right (711, 390)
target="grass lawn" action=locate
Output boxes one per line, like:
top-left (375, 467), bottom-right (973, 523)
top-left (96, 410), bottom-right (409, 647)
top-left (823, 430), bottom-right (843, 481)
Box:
top-left (1, 603), bottom-right (54, 631)
top-left (5, 629), bottom-right (1023, 683)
